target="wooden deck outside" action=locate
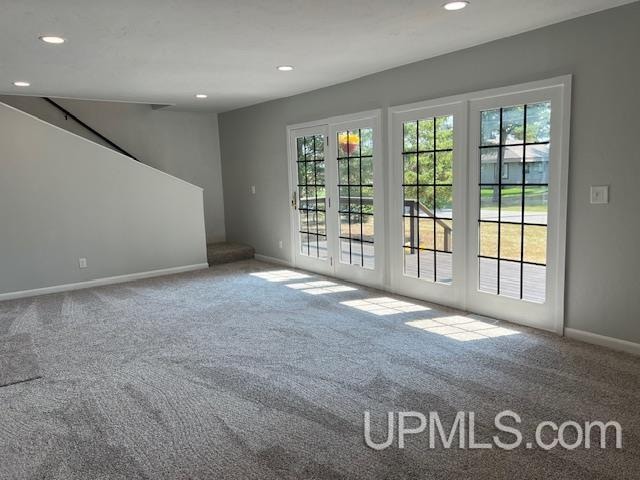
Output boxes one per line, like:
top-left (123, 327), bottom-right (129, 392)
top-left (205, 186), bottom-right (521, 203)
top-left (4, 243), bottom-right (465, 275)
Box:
top-left (303, 240), bottom-right (546, 304)
top-left (403, 252), bottom-right (545, 303)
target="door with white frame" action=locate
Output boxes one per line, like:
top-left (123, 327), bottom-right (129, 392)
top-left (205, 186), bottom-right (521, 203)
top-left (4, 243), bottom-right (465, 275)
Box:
top-left (389, 77), bottom-right (570, 333)
top-left (329, 113), bottom-right (384, 287)
top-left (288, 111), bottom-right (384, 287)
top-left (466, 81), bottom-right (570, 333)
top-left (389, 101), bottom-right (467, 306)
top-left (289, 125), bottom-right (334, 275)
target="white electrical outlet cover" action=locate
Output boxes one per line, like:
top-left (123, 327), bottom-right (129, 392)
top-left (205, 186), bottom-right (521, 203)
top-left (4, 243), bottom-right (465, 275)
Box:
top-left (590, 185), bottom-right (609, 204)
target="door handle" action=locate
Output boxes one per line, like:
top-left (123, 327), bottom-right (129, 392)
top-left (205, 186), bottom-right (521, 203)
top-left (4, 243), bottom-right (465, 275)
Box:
top-left (291, 191), bottom-right (297, 209)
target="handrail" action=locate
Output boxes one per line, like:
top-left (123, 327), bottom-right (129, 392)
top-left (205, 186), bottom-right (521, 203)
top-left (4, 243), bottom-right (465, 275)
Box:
top-left (405, 200), bottom-right (452, 253)
top-left (42, 98), bottom-right (139, 162)
top-left (406, 200), bottom-right (452, 232)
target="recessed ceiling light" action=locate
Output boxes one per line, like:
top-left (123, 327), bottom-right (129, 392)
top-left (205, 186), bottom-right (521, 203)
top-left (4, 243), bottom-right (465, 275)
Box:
top-left (39, 35), bottom-right (65, 44)
top-left (443, 1), bottom-right (469, 11)
top-left (13, 81), bottom-right (30, 87)
top-left (277, 65), bottom-right (294, 72)
top-left (195, 94), bottom-right (208, 99)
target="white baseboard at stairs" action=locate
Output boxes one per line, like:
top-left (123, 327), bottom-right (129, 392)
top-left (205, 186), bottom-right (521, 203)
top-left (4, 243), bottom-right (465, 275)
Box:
top-left (0, 263), bottom-right (209, 301)
top-left (564, 328), bottom-right (640, 356)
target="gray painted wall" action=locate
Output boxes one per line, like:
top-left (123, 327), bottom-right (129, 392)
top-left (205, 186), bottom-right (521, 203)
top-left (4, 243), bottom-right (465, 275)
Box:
top-left (0, 102), bottom-right (207, 295)
top-left (0, 96), bottom-right (226, 243)
top-left (219, 2), bottom-right (640, 343)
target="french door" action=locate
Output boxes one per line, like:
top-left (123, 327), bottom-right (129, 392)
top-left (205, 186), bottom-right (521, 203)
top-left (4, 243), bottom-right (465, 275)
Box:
top-left (288, 77), bottom-right (569, 333)
top-left (289, 125), bottom-right (333, 275)
top-left (389, 101), bottom-right (467, 306)
top-left (289, 111), bottom-right (384, 287)
top-left (465, 84), bottom-right (569, 333)
top-left (388, 77), bottom-right (570, 333)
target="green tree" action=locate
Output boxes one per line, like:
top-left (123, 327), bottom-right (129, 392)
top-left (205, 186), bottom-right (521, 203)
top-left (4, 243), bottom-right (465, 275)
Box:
top-left (403, 116), bottom-right (453, 213)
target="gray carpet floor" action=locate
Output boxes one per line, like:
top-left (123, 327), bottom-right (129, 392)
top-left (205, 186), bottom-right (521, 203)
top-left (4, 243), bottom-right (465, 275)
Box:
top-left (0, 333), bottom-right (40, 387)
top-left (0, 259), bottom-right (638, 479)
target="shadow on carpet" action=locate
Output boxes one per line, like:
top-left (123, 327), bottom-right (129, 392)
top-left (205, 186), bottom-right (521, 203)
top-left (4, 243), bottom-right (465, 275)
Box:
top-left (0, 333), bottom-right (41, 388)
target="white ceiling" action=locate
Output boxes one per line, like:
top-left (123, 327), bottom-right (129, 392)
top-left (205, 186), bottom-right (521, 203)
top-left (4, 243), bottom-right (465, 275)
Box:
top-left (0, 0), bottom-right (634, 112)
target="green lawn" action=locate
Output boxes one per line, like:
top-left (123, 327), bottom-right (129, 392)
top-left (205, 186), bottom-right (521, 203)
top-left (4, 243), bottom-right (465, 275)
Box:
top-left (490, 204), bottom-right (547, 212)
top-left (400, 216), bottom-right (547, 264)
top-left (481, 185), bottom-right (547, 212)
top-left (481, 186), bottom-right (547, 198)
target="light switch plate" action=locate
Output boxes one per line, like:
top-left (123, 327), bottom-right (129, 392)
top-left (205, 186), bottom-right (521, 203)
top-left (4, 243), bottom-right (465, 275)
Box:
top-left (590, 185), bottom-right (609, 204)
top-left (78, 258), bottom-right (88, 269)
top-left (250, 185), bottom-right (256, 195)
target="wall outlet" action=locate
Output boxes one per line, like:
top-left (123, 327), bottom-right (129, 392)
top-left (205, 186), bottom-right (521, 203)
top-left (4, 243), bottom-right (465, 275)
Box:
top-left (279, 240), bottom-right (283, 249)
top-left (590, 185), bottom-right (609, 204)
top-left (250, 185), bottom-right (256, 195)
top-left (78, 257), bottom-right (88, 269)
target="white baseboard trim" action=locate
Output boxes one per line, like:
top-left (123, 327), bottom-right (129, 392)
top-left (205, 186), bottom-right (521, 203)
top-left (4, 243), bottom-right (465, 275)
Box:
top-left (564, 328), bottom-right (640, 356)
top-left (254, 254), bottom-right (291, 267)
top-left (0, 263), bottom-right (209, 302)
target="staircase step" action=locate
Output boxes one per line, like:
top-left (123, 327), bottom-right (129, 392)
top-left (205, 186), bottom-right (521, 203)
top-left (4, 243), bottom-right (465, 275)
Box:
top-left (207, 242), bottom-right (255, 266)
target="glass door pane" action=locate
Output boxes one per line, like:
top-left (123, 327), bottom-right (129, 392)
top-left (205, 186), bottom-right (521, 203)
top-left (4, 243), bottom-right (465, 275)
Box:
top-left (390, 101), bottom-right (465, 307)
top-left (330, 113), bottom-right (383, 288)
top-left (296, 134), bottom-right (327, 259)
top-left (336, 127), bottom-right (375, 270)
top-left (401, 115), bottom-right (454, 284)
top-left (477, 102), bottom-right (550, 302)
top-left (467, 78), bottom-right (569, 334)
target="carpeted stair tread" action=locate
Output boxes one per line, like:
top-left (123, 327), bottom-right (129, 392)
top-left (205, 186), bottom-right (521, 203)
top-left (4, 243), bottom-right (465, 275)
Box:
top-left (207, 242), bottom-right (255, 265)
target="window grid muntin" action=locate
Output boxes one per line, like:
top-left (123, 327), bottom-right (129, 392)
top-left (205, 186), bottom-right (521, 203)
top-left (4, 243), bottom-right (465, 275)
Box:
top-left (402, 116), bottom-right (453, 283)
top-left (337, 128), bottom-right (374, 268)
top-left (478, 103), bottom-right (550, 300)
top-left (296, 135), bottom-right (326, 258)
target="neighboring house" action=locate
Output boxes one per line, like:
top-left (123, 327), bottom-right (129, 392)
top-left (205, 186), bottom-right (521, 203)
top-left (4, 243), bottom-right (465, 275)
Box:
top-left (481, 144), bottom-right (549, 184)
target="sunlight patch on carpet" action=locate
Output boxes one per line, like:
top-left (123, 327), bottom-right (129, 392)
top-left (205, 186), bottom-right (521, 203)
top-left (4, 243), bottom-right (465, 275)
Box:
top-left (285, 281), bottom-right (357, 295)
top-left (406, 316), bottom-right (520, 341)
top-left (341, 297), bottom-right (430, 315)
top-left (250, 270), bottom-right (311, 282)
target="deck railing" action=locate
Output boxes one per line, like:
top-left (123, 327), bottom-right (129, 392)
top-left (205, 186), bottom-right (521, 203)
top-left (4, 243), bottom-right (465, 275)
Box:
top-left (298, 195), bottom-right (452, 252)
top-left (404, 200), bottom-right (452, 253)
